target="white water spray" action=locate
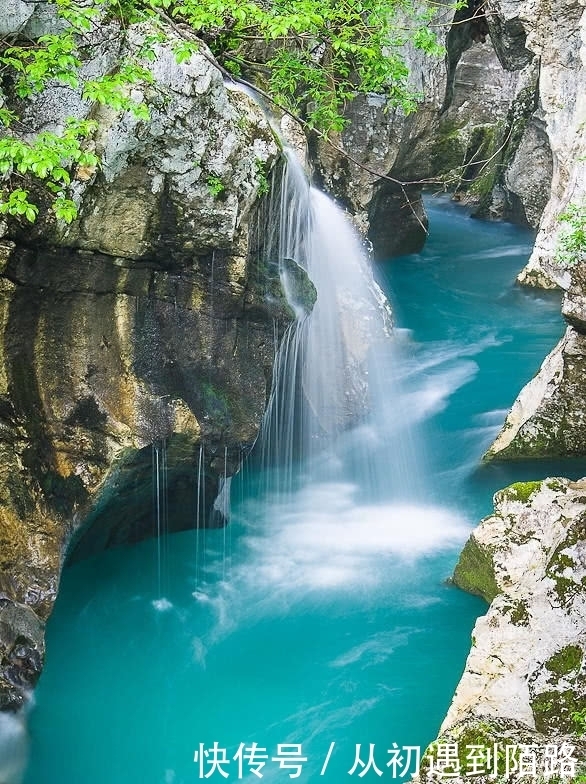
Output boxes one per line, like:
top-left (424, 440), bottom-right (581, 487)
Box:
top-left (188, 148), bottom-right (468, 618)
top-left (0, 710), bottom-right (28, 784)
top-left (257, 150), bottom-right (426, 503)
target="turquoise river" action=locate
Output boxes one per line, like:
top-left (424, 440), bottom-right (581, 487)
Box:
top-left (17, 197), bottom-right (586, 784)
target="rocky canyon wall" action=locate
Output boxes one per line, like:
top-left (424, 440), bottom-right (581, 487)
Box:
top-left (418, 0), bottom-right (586, 766)
top-left (310, 0), bottom-right (557, 258)
top-left (0, 8), bottom-right (289, 710)
top-left (417, 479), bottom-right (586, 784)
top-left (481, 0), bottom-right (586, 462)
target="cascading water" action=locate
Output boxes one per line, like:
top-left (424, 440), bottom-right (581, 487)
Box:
top-left (20, 192), bottom-right (576, 784)
top-left (257, 149), bottom-right (422, 504)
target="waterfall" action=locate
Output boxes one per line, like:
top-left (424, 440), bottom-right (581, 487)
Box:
top-left (255, 149), bottom-right (419, 500)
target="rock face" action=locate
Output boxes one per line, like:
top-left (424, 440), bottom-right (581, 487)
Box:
top-left (500, 115), bottom-right (553, 227)
top-left (0, 15), bottom-right (287, 709)
top-left (418, 479), bottom-right (586, 783)
top-left (309, 6), bottom-right (533, 258)
top-left (486, 244), bottom-right (586, 461)
top-left (499, 0), bottom-right (586, 289)
top-left (481, 0), bottom-right (586, 465)
top-left (484, 327), bottom-right (586, 460)
top-left (307, 0), bottom-right (582, 264)
top-left (309, 0), bottom-right (558, 258)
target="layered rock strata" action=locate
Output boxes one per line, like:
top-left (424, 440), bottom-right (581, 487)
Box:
top-left (0, 15), bottom-right (287, 709)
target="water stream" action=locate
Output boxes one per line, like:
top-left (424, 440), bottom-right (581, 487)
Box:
top-left (257, 150), bottom-right (395, 491)
top-left (14, 194), bottom-right (586, 784)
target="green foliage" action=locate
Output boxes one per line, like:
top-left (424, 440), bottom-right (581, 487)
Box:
top-left (1, 33), bottom-right (81, 97)
top-left (571, 708), bottom-right (586, 736)
top-left (83, 61), bottom-right (153, 118)
top-left (172, 39), bottom-right (199, 64)
top-left (206, 175), bottom-right (225, 197)
top-left (0, 0), bottom-right (452, 224)
top-left (555, 201), bottom-right (586, 267)
top-left (145, 0), bottom-right (447, 134)
top-left (54, 0), bottom-right (105, 31)
top-left (0, 118), bottom-right (99, 223)
top-left (0, 108), bottom-right (17, 127)
top-left (0, 0), bottom-right (152, 224)
top-left (254, 158), bottom-right (269, 197)
top-left (0, 189), bottom-right (39, 222)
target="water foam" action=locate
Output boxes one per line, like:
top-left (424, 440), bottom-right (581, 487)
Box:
top-left (0, 711), bottom-right (28, 784)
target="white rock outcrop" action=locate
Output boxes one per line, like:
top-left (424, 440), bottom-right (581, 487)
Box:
top-left (418, 479), bottom-right (586, 784)
top-left (484, 327), bottom-right (586, 459)
top-left (448, 478), bottom-right (586, 729)
top-left (503, 0), bottom-right (586, 288)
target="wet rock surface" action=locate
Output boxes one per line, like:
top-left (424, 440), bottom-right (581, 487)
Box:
top-left (0, 10), bottom-right (287, 709)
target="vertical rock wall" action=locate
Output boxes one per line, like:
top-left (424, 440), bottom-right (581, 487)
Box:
top-left (0, 15), bottom-right (288, 709)
top-left (309, 0), bottom-right (556, 258)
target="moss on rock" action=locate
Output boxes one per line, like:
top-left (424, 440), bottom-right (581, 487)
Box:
top-left (280, 257), bottom-right (317, 314)
top-left (497, 480), bottom-right (542, 503)
top-left (507, 599), bottom-right (530, 626)
top-left (532, 689), bottom-right (586, 734)
top-left (452, 533), bottom-right (499, 603)
top-left (420, 716), bottom-right (555, 782)
top-left (545, 645), bottom-right (583, 678)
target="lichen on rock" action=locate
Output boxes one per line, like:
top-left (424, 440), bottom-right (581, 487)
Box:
top-left (423, 478), bottom-right (586, 783)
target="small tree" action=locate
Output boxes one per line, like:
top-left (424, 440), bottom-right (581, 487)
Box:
top-left (0, 0), bottom-right (450, 223)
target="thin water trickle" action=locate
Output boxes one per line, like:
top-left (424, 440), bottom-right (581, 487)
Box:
top-left (152, 438), bottom-right (171, 610)
top-left (223, 446), bottom-right (228, 581)
top-left (154, 442), bottom-right (162, 598)
top-left (194, 443), bottom-right (207, 591)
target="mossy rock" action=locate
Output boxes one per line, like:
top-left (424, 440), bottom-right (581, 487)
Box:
top-left (496, 480), bottom-right (542, 504)
top-left (504, 599), bottom-right (530, 626)
top-left (546, 513), bottom-right (586, 606)
top-left (430, 120), bottom-right (467, 176)
top-left (201, 381), bottom-right (232, 427)
top-left (281, 257), bottom-right (317, 314)
top-left (532, 689), bottom-right (586, 734)
top-left (545, 645), bottom-right (583, 679)
top-left (452, 534), bottom-right (499, 603)
top-left (545, 478), bottom-right (568, 493)
top-left (420, 716), bottom-right (548, 781)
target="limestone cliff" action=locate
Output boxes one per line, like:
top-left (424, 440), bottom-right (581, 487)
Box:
top-left (485, 233), bottom-right (586, 461)
top-left (309, 0), bottom-right (556, 258)
top-left (418, 479), bottom-right (586, 783)
top-left (462, 0), bottom-right (586, 463)
top-left (0, 11), bottom-right (287, 710)
top-left (502, 0), bottom-right (586, 291)
top-left (484, 326), bottom-right (586, 460)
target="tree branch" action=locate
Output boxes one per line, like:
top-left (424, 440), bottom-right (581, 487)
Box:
top-left (151, 7), bottom-right (509, 237)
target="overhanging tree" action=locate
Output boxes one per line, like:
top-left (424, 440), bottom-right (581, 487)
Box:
top-left (0, 0), bottom-right (452, 223)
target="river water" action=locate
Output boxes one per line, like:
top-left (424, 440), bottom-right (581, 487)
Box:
top-left (17, 196), bottom-right (583, 784)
